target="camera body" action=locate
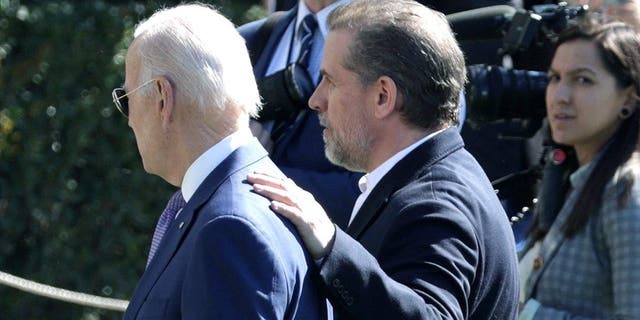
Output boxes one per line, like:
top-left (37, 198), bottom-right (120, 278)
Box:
top-left (255, 63), bottom-right (315, 122)
top-left (452, 3), bottom-right (588, 230)
top-left (452, 3), bottom-right (588, 124)
top-left (255, 3), bottom-right (589, 125)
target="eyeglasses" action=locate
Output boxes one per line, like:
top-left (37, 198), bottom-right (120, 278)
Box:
top-left (112, 78), bottom-right (157, 118)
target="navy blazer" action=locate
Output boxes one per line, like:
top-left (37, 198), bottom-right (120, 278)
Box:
top-left (238, 8), bottom-right (361, 228)
top-left (123, 140), bottom-right (326, 319)
top-left (317, 128), bottom-right (520, 319)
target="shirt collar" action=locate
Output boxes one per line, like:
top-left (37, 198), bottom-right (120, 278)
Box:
top-left (181, 129), bottom-right (253, 202)
top-left (569, 140), bottom-right (612, 190)
top-left (569, 160), bottom-right (595, 191)
top-left (359, 127), bottom-right (447, 194)
top-left (357, 174), bottom-right (368, 193)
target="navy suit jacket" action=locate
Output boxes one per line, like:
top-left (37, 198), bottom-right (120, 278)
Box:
top-left (238, 7), bottom-right (361, 228)
top-left (123, 140), bottom-right (326, 320)
top-left (317, 128), bottom-right (520, 319)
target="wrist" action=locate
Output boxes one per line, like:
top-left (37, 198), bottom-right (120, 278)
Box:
top-left (313, 223), bottom-right (336, 259)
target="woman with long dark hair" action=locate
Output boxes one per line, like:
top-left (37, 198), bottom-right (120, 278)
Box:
top-left (519, 19), bottom-right (640, 318)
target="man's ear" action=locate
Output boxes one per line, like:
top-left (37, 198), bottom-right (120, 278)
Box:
top-left (155, 77), bottom-right (175, 127)
top-left (373, 75), bottom-right (399, 119)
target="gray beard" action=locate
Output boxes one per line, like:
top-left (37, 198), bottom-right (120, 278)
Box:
top-left (323, 135), bottom-right (367, 173)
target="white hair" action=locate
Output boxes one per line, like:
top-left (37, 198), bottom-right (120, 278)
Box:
top-left (132, 3), bottom-right (261, 117)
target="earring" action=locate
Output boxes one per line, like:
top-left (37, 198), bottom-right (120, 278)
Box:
top-left (619, 107), bottom-right (632, 119)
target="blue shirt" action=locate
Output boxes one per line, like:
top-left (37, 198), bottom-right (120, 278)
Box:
top-left (265, 0), bottom-right (350, 82)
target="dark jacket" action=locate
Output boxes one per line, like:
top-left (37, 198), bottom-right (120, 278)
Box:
top-left (318, 128), bottom-right (520, 319)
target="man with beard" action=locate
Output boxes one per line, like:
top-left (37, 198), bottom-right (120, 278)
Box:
top-left (239, 0), bottom-right (361, 228)
top-left (248, 0), bottom-right (520, 319)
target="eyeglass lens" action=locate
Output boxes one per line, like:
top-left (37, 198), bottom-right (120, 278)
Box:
top-left (112, 88), bottom-right (129, 117)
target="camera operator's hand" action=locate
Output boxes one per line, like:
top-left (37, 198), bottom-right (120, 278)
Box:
top-left (249, 119), bottom-right (274, 153)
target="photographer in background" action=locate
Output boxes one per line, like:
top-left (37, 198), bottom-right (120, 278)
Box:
top-left (519, 19), bottom-right (640, 319)
top-left (239, 0), bottom-right (361, 227)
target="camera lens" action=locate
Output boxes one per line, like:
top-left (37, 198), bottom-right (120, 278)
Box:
top-left (465, 64), bottom-right (548, 122)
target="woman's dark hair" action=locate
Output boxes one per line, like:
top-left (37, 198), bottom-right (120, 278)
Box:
top-left (549, 19), bottom-right (640, 237)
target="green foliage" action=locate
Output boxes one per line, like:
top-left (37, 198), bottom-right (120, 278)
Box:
top-left (0, 0), bottom-right (264, 319)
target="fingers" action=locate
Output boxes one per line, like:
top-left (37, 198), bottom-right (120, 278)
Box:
top-left (247, 172), bottom-right (335, 258)
top-left (248, 172), bottom-right (307, 207)
top-left (248, 173), bottom-right (307, 225)
top-left (269, 200), bottom-right (304, 224)
top-left (251, 180), bottom-right (296, 206)
top-left (247, 172), bottom-right (292, 189)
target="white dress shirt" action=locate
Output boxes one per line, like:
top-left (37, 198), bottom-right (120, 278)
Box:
top-left (181, 129), bottom-right (254, 203)
top-left (348, 128), bottom-right (447, 225)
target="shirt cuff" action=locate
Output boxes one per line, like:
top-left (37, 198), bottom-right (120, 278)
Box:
top-left (519, 298), bottom-right (541, 320)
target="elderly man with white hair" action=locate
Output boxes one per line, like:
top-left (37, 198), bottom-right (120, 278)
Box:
top-left (113, 4), bottom-right (327, 319)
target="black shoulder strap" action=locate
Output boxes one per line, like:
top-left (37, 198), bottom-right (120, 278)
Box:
top-left (248, 11), bottom-right (287, 66)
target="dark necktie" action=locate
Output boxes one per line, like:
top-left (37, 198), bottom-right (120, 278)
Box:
top-left (297, 14), bottom-right (318, 69)
top-left (147, 190), bottom-right (186, 266)
top-left (271, 13), bottom-right (318, 147)
top-left (271, 14), bottom-right (318, 145)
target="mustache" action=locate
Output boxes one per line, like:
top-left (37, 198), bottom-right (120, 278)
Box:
top-left (318, 115), bottom-right (328, 128)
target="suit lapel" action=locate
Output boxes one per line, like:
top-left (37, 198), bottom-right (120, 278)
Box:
top-left (523, 230), bottom-right (567, 300)
top-left (126, 140), bottom-right (269, 318)
top-left (253, 8), bottom-right (297, 78)
top-left (249, 7), bottom-right (304, 163)
top-left (523, 158), bottom-right (600, 299)
top-left (346, 128), bottom-right (465, 239)
top-left (253, 7), bottom-right (307, 162)
top-left (523, 190), bottom-right (580, 299)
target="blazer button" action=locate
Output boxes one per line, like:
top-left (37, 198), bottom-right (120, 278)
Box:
top-left (533, 255), bottom-right (543, 270)
top-left (345, 297), bottom-right (354, 306)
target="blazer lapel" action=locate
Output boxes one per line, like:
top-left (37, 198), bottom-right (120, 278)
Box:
top-left (254, 7), bottom-right (308, 162)
top-left (253, 7), bottom-right (297, 78)
top-left (523, 160), bottom-right (598, 299)
top-left (523, 191), bottom-right (579, 299)
top-left (346, 128), bottom-right (465, 239)
top-left (126, 140), bottom-right (269, 318)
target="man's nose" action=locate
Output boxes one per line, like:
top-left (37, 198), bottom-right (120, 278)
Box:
top-left (308, 82), bottom-right (326, 112)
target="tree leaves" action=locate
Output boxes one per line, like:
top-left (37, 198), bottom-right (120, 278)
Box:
top-left (0, 1), bottom-right (263, 318)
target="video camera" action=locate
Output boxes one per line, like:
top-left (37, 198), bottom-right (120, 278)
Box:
top-left (255, 2), bottom-right (589, 125)
top-left (256, 63), bottom-right (315, 122)
top-left (450, 2), bottom-right (589, 123)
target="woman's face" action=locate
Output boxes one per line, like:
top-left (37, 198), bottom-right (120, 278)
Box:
top-left (546, 39), bottom-right (633, 165)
